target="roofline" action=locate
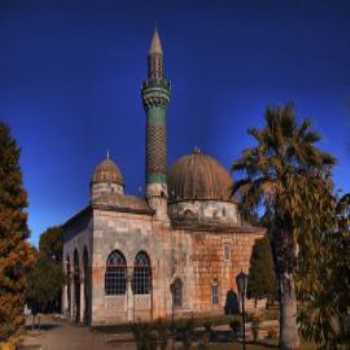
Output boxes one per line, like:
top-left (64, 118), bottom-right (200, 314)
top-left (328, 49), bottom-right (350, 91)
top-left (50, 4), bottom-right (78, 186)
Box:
top-left (62, 205), bottom-right (92, 231)
top-left (92, 203), bottom-right (155, 216)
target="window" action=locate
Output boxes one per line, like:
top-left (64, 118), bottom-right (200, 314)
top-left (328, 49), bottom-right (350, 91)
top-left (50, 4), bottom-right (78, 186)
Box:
top-left (224, 244), bottom-right (231, 261)
top-left (133, 252), bottom-right (151, 294)
top-left (171, 278), bottom-right (183, 308)
top-left (105, 250), bottom-right (127, 295)
top-left (211, 282), bottom-right (219, 305)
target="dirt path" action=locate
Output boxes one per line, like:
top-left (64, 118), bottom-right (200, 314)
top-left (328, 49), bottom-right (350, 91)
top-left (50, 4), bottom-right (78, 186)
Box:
top-left (19, 315), bottom-right (135, 350)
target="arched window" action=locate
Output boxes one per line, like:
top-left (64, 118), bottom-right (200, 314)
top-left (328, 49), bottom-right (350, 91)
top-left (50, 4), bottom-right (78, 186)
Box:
top-left (133, 252), bottom-right (151, 294)
top-left (105, 251), bottom-right (127, 295)
top-left (171, 278), bottom-right (183, 308)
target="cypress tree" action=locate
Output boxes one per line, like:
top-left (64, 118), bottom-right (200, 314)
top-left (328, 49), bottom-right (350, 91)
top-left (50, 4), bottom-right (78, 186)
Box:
top-left (247, 237), bottom-right (277, 306)
top-left (0, 122), bottom-right (35, 340)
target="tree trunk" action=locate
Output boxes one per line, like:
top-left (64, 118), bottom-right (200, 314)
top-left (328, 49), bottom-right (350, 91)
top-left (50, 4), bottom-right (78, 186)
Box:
top-left (279, 272), bottom-right (300, 350)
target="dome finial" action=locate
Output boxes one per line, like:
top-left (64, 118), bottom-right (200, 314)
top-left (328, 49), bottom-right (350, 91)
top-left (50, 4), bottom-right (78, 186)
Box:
top-left (193, 146), bottom-right (201, 154)
top-left (106, 149), bottom-right (110, 160)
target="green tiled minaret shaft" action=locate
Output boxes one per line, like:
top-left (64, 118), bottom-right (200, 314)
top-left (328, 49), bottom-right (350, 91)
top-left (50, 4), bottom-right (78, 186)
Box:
top-left (141, 28), bottom-right (170, 220)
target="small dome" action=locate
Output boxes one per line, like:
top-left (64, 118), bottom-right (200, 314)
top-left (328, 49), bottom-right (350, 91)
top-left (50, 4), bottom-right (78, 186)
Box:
top-left (92, 158), bottom-right (123, 185)
top-left (168, 150), bottom-right (233, 202)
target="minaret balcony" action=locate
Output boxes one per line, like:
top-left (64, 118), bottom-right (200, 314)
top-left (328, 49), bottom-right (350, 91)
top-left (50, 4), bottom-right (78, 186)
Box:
top-left (142, 79), bottom-right (171, 90)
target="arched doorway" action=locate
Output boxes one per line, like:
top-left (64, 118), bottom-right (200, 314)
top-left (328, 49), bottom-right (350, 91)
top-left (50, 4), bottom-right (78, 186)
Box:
top-left (83, 247), bottom-right (89, 324)
top-left (73, 249), bottom-right (80, 323)
top-left (66, 256), bottom-right (71, 317)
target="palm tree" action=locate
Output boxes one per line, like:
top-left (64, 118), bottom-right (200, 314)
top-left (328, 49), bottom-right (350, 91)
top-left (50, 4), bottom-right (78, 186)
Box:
top-left (232, 104), bottom-right (335, 350)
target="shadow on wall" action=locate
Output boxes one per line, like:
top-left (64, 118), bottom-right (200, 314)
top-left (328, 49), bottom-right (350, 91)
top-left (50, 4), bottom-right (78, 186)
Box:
top-left (224, 289), bottom-right (239, 315)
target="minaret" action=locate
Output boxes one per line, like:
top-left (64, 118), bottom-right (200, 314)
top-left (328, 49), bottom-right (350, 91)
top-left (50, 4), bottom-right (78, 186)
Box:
top-left (141, 28), bottom-right (171, 221)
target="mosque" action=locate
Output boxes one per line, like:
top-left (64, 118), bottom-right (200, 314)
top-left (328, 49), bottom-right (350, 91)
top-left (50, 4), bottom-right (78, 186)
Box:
top-left (62, 29), bottom-right (265, 325)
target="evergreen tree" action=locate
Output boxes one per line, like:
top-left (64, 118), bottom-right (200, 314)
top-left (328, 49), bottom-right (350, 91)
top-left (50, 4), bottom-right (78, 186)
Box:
top-left (26, 255), bottom-right (65, 318)
top-left (39, 226), bottom-right (63, 263)
top-left (36, 225), bottom-right (64, 313)
top-left (247, 237), bottom-right (277, 306)
top-left (0, 122), bottom-right (35, 340)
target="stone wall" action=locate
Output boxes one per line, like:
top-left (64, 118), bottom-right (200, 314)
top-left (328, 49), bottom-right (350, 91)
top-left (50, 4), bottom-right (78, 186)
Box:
top-left (188, 230), bottom-right (263, 313)
top-left (91, 182), bottom-right (124, 201)
top-left (168, 200), bottom-right (240, 226)
top-left (62, 212), bottom-right (93, 324)
top-left (91, 209), bottom-right (168, 325)
top-left (88, 207), bottom-right (264, 325)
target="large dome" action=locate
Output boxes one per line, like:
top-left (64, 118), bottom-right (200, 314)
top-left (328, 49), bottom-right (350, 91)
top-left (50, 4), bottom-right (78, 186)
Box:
top-left (92, 158), bottom-right (123, 185)
top-left (168, 150), bottom-right (233, 202)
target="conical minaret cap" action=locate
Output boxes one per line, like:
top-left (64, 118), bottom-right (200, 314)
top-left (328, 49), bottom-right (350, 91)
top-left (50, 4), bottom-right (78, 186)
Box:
top-left (149, 28), bottom-right (163, 55)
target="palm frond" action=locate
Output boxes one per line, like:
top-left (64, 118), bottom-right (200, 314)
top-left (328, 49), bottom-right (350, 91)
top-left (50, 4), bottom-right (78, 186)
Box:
top-left (231, 178), bottom-right (253, 195)
top-left (297, 119), bottom-right (311, 139)
top-left (303, 131), bottom-right (321, 144)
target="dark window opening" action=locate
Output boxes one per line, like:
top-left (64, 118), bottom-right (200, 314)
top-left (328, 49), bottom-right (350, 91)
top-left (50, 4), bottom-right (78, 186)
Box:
top-left (171, 278), bottom-right (183, 308)
top-left (212, 283), bottom-right (219, 305)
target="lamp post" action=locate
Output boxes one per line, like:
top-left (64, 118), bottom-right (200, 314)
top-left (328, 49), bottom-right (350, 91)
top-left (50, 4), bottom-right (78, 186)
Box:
top-left (236, 271), bottom-right (248, 350)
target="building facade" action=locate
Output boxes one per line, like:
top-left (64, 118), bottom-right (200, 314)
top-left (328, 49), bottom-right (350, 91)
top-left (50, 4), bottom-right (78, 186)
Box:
top-left (62, 29), bottom-right (265, 326)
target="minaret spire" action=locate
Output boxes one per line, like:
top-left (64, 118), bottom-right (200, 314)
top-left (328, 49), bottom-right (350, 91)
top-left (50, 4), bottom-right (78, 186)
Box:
top-left (141, 28), bottom-right (171, 222)
top-left (147, 27), bottom-right (164, 80)
top-left (149, 27), bottom-right (163, 55)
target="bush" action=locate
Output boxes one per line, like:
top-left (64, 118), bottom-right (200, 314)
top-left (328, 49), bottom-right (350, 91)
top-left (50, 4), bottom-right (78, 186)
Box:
top-left (261, 307), bottom-right (279, 321)
top-left (203, 320), bottom-right (214, 342)
top-left (229, 319), bottom-right (241, 338)
top-left (203, 320), bottom-right (213, 333)
top-left (251, 314), bottom-right (262, 342)
top-left (130, 320), bottom-right (157, 350)
top-left (175, 318), bottom-right (195, 350)
top-left (266, 327), bottom-right (278, 339)
top-left (153, 318), bottom-right (169, 350)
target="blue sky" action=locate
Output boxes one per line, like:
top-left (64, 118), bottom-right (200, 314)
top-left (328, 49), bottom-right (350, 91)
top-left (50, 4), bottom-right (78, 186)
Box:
top-left (1, 0), bottom-right (349, 246)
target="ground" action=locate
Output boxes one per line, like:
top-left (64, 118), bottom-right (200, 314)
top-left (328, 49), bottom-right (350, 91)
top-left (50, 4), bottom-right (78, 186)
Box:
top-left (18, 315), bottom-right (316, 350)
top-left (18, 315), bottom-right (134, 350)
